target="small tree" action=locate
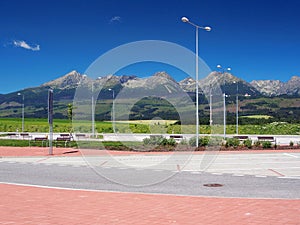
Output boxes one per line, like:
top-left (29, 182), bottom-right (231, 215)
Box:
top-left (67, 103), bottom-right (73, 120)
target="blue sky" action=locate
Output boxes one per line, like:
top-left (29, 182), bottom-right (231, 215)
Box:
top-left (0, 0), bottom-right (300, 94)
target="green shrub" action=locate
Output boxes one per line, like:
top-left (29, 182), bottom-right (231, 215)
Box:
top-left (254, 140), bottom-right (261, 147)
top-left (143, 135), bottom-right (176, 147)
top-left (160, 138), bottom-right (169, 146)
top-left (208, 136), bottom-right (223, 146)
top-left (179, 139), bottom-right (188, 145)
top-left (262, 141), bottom-right (272, 149)
top-left (143, 135), bottom-right (163, 145)
top-left (189, 137), bottom-right (197, 147)
top-left (189, 136), bottom-right (210, 147)
top-left (243, 139), bottom-right (252, 148)
top-left (225, 138), bottom-right (240, 148)
top-left (166, 138), bottom-right (176, 146)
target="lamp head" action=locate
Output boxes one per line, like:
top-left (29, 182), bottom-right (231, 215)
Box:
top-left (217, 64), bottom-right (222, 69)
top-left (204, 26), bottom-right (211, 31)
top-left (181, 17), bottom-right (189, 23)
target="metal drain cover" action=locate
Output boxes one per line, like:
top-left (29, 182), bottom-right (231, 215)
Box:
top-left (203, 183), bottom-right (223, 187)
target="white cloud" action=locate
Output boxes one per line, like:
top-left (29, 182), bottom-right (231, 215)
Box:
top-left (13, 40), bottom-right (40, 51)
top-left (110, 16), bottom-right (121, 23)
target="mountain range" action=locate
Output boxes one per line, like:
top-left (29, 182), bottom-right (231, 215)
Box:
top-left (40, 70), bottom-right (300, 97)
top-left (0, 70), bottom-right (299, 119)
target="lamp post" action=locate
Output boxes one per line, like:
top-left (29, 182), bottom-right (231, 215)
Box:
top-left (108, 88), bottom-right (115, 128)
top-left (209, 84), bottom-right (213, 126)
top-left (17, 93), bottom-right (24, 132)
top-left (181, 16), bottom-right (211, 147)
top-left (233, 81), bottom-right (239, 135)
top-left (216, 65), bottom-right (231, 139)
top-left (91, 81), bottom-right (95, 138)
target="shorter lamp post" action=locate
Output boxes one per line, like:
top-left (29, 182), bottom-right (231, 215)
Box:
top-left (108, 88), bottom-right (115, 125)
top-left (17, 93), bottom-right (25, 132)
top-left (233, 81), bottom-right (239, 135)
top-left (91, 81), bottom-right (95, 138)
top-left (216, 65), bottom-right (231, 139)
top-left (209, 84), bottom-right (213, 126)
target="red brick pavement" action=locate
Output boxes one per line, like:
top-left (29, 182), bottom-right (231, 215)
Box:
top-left (0, 183), bottom-right (299, 225)
top-left (1, 146), bottom-right (300, 157)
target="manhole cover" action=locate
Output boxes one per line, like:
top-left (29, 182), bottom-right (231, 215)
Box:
top-left (203, 183), bottom-right (223, 187)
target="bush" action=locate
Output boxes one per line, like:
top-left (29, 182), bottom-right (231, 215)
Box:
top-left (254, 140), bottom-right (261, 147)
top-left (143, 135), bottom-right (176, 147)
top-left (225, 138), bottom-right (240, 148)
top-left (199, 136), bottom-right (210, 146)
top-left (189, 136), bottom-right (210, 147)
top-left (166, 138), bottom-right (176, 146)
top-left (262, 141), bottom-right (272, 149)
top-left (289, 141), bottom-right (294, 147)
top-left (143, 135), bottom-right (163, 145)
top-left (207, 136), bottom-right (223, 147)
top-left (179, 139), bottom-right (188, 145)
top-left (188, 136), bottom-right (197, 147)
top-left (243, 139), bottom-right (252, 148)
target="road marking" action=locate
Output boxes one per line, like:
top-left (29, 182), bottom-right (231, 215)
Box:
top-left (36, 157), bottom-right (50, 163)
top-left (211, 173), bottom-right (223, 175)
top-left (278, 176), bottom-right (300, 180)
top-left (232, 174), bottom-right (244, 177)
top-left (283, 153), bottom-right (299, 158)
top-left (190, 171), bottom-right (201, 174)
top-left (100, 161), bottom-right (108, 166)
top-left (268, 169), bottom-right (285, 177)
top-left (255, 175), bottom-right (267, 178)
top-left (102, 166), bottom-right (111, 169)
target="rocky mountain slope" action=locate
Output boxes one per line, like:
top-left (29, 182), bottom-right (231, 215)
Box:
top-left (251, 76), bottom-right (300, 96)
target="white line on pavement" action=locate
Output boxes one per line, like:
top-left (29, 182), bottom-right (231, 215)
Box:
top-left (283, 153), bottom-right (299, 158)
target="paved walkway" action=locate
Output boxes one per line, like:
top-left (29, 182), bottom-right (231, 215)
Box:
top-left (1, 146), bottom-right (300, 157)
top-left (1, 147), bottom-right (300, 224)
top-left (1, 183), bottom-right (299, 225)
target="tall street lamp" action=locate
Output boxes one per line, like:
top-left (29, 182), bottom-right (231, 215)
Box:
top-left (17, 93), bottom-right (25, 132)
top-left (216, 65), bottom-right (231, 139)
top-left (181, 16), bottom-right (211, 147)
top-left (233, 81), bottom-right (239, 135)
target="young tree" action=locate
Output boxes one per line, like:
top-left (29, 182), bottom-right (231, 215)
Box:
top-left (67, 103), bottom-right (73, 120)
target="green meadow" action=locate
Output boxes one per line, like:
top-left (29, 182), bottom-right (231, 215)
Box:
top-left (0, 118), bottom-right (299, 135)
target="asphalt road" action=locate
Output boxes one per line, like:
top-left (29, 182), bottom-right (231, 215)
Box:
top-left (1, 153), bottom-right (300, 199)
